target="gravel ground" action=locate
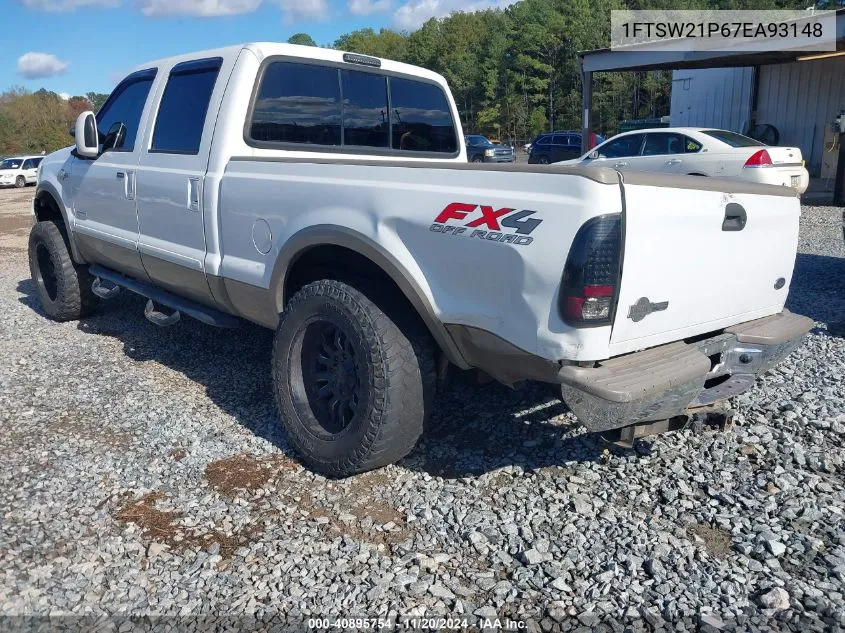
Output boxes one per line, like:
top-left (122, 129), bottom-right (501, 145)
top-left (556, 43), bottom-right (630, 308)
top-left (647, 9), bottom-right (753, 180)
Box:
top-left (0, 186), bottom-right (844, 632)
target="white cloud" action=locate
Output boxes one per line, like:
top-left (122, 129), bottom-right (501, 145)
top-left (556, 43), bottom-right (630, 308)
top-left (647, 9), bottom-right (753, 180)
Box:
top-left (277, 0), bottom-right (328, 22)
top-left (21, 0), bottom-right (120, 11)
top-left (348, 0), bottom-right (390, 16)
top-left (139, 0), bottom-right (260, 16)
top-left (393, 0), bottom-right (517, 30)
top-left (17, 52), bottom-right (70, 79)
top-left (58, 92), bottom-right (70, 100)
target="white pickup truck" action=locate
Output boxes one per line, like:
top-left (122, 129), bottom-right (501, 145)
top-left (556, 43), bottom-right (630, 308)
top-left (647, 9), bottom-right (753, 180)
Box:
top-left (30, 43), bottom-right (811, 476)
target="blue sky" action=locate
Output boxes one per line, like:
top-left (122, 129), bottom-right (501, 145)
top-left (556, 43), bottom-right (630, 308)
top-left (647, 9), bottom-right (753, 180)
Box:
top-left (4, 0), bottom-right (516, 97)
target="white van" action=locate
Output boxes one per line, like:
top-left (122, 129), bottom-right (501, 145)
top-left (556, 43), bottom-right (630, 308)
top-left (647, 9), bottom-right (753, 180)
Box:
top-left (0, 155), bottom-right (44, 188)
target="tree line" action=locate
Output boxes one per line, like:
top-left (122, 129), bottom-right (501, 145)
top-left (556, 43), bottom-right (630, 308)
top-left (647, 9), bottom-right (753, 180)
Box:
top-left (0, 0), bottom-right (806, 156)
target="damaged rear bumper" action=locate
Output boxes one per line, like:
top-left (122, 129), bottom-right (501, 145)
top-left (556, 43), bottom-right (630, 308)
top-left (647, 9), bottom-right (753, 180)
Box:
top-left (558, 310), bottom-right (812, 432)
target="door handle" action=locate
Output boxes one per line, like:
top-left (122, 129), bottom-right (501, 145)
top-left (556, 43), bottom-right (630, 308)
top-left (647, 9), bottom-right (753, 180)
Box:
top-left (187, 177), bottom-right (200, 212)
top-left (58, 168), bottom-right (69, 181)
top-left (614, 161), bottom-right (628, 168)
top-left (722, 203), bottom-right (747, 231)
top-left (118, 171), bottom-right (135, 200)
top-left (665, 159), bottom-right (682, 165)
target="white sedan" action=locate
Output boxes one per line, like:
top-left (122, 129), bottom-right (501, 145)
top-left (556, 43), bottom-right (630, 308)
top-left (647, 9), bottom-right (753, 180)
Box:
top-left (557, 127), bottom-right (810, 194)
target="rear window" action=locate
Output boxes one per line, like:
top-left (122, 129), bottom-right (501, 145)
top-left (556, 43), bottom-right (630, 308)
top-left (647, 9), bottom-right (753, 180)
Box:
top-left (389, 77), bottom-right (457, 154)
top-left (250, 62), bottom-right (342, 146)
top-left (701, 130), bottom-right (763, 148)
top-left (152, 58), bottom-right (222, 154)
top-left (248, 61), bottom-right (458, 155)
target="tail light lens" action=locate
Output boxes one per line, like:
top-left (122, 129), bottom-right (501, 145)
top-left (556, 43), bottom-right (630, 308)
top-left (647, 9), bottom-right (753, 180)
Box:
top-left (560, 214), bottom-right (622, 326)
top-left (744, 149), bottom-right (773, 167)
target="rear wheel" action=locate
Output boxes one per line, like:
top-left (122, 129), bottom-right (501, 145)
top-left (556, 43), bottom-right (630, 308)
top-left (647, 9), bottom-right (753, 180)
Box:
top-left (15, 176), bottom-right (25, 188)
top-left (28, 221), bottom-right (99, 321)
top-left (272, 280), bottom-right (435, 477)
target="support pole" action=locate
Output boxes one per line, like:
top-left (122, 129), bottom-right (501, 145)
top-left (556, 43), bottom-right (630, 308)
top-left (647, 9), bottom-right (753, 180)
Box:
top-left (581, 69), bottom-right (593, 155)
top-left (835, 131), bottom-right (845, 206)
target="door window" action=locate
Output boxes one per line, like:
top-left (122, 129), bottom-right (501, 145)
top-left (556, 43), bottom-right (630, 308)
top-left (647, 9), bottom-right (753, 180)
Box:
top-left (22, 159), bottom-right (34, 169)
top-left (598, 134), bottom-right (645, 158)
top-left (96, 70), bottom-right (156, 152)
top-left (250, 62), bottom-right (342, 146)
top-left (341, 70), bottom-right (389, 148)
top-left (151, 58), bottom-right (222, 154)
top-left (642, 132), bottom-right (688, 156)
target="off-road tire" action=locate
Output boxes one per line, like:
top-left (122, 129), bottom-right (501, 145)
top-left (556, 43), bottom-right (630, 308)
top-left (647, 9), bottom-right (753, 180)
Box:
top-left (28, 221), bottom-right (99, 321)
top-left (15, 176), bottom-right (25, 188)
top-left (272, 279), bottom-right (435, 477)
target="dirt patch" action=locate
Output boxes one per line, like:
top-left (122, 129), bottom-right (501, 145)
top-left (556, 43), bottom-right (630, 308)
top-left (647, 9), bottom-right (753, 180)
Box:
top-left (170, 448), bottom-right (187, 461)
top-left (687, 523), bottom-right (733, 559)
top-left (204, 453), bottom-right (298, 496)
top-left (114, 491), bottom-right (260, 557)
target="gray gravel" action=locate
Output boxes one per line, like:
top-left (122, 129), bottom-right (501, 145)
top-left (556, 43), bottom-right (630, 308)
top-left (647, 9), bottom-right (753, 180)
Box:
top-left (1, 189), bottom-right (844, 631)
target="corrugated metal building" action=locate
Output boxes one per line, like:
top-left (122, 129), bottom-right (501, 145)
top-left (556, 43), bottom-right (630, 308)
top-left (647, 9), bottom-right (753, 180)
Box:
top-left (670, 58), bottom-right (845, 178)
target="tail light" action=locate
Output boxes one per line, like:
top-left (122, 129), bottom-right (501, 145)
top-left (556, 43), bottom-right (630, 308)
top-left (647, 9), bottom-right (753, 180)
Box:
top-left (744, 149), bottom-right (772, 167)
top-left (560, 214), bottom-right (622, 326)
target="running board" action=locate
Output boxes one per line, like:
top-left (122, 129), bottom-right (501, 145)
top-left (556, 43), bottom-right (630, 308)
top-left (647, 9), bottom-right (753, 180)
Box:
top-left (88, 264), bottom-right (241, 329)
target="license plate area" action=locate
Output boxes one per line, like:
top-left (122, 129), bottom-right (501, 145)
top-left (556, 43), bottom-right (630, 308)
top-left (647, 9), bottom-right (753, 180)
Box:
top-left (791, 175), bottom-right (800, 188)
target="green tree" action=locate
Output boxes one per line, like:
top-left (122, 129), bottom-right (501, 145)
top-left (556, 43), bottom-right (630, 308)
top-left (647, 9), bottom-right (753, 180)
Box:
top-left (334, 28), bottom-right (408, 60)
top-left (86, 92), bottom-right (109, 112)
top-left (288, 33), bottom-right (317, 47)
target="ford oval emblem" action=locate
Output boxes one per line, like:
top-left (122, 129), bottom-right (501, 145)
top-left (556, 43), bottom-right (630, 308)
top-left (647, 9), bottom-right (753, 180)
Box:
top-left (774, 277), bottom-right (786, 290)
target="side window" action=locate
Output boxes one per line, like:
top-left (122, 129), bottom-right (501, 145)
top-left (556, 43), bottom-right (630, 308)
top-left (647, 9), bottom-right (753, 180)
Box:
top-left (96, 71), bottom-right (156, 152)
top-left (390, 77), bottom-right (457, 154)
top-left (642, 132), bottom-right (687, 156)
top-left (536, 136), bottom-right (550, 146)
top-left (22, 159), bottom-right (34, 169)
top-left (151, 58), bottom-right (222, 154)
top-left (33, 157), bottom-right (43, 167)
top-left (684, 136), bottom-right (703, 153)
top-left (551, 135), bottom-right (566, 146)
top-left (250, 62), bottom-right (341, 146)
top-left (341, 70), bottom-right (389, 148)
top-left (599, 134), bottom-right (645, 158)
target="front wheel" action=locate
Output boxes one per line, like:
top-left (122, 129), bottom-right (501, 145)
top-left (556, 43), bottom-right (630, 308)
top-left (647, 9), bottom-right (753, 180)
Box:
top-left (28, 221), bottom-right (99, 321)
top-left (15, 176), bottom-right (25, 188)
top-left (471, 155), bottom-right (483, 163)
top-left (272, 280), bottom-right (435, 477)
top-left (538, 156), bottom-right (550, 165)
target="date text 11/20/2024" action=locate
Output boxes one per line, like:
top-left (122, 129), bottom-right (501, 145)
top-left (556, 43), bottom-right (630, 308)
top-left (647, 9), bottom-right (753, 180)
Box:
top-left (307, 616), bottom-right (527, 630)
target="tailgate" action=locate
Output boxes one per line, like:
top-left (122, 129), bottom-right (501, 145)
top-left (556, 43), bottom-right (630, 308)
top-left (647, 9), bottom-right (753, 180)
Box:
top-left (609, 179), bottom-right (800, 356)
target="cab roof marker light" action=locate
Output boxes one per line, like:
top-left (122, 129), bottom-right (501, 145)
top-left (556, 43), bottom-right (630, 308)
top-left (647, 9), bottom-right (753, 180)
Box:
top-left (342, 53), bottom-right (381, 68)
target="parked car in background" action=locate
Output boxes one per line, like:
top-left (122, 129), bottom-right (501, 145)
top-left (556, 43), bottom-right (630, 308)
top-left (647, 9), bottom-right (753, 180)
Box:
top-left (0, 155), bottom-right (43, 188)
top-left (528, 133), bottom-right (583, 164)
top-left (557, 128), bottom-right (810, 194)
top-left (465, 135), bottom-right (515, 163)
top-left (525, 131), bottom-right (604, 155)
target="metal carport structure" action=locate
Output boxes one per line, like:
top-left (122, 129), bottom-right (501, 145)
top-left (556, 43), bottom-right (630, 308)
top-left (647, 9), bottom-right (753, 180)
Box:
top-left (577, 10), bottom-right (845, 203)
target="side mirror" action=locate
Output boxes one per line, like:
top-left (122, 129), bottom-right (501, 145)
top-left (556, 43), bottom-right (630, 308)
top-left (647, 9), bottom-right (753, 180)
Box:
top-left (74, 111), bottom-right (98, 158)
top-left (588, 150), bottom-right (600, 160)
top-left (101, 122), bottom-right (126, 153)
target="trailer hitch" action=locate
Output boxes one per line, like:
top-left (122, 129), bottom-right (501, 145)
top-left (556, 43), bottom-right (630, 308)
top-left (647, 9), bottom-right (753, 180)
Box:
top-left (600, 407), bottom-right (734, 448)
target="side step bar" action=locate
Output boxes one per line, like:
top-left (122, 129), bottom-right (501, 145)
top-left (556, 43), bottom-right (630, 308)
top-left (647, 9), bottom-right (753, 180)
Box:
top-left (89, 264), bottom-right (241, 329)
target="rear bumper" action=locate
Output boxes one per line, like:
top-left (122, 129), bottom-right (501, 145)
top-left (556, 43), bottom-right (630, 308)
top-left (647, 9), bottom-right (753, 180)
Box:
top-left (558, 310), bottom-right (812, 432)
top-left (742, 166), bottom-right (809, 194)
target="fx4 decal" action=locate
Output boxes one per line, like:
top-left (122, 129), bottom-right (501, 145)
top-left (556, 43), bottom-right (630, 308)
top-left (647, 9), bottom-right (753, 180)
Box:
top-left (429, 202), bottom-right (542, 246)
